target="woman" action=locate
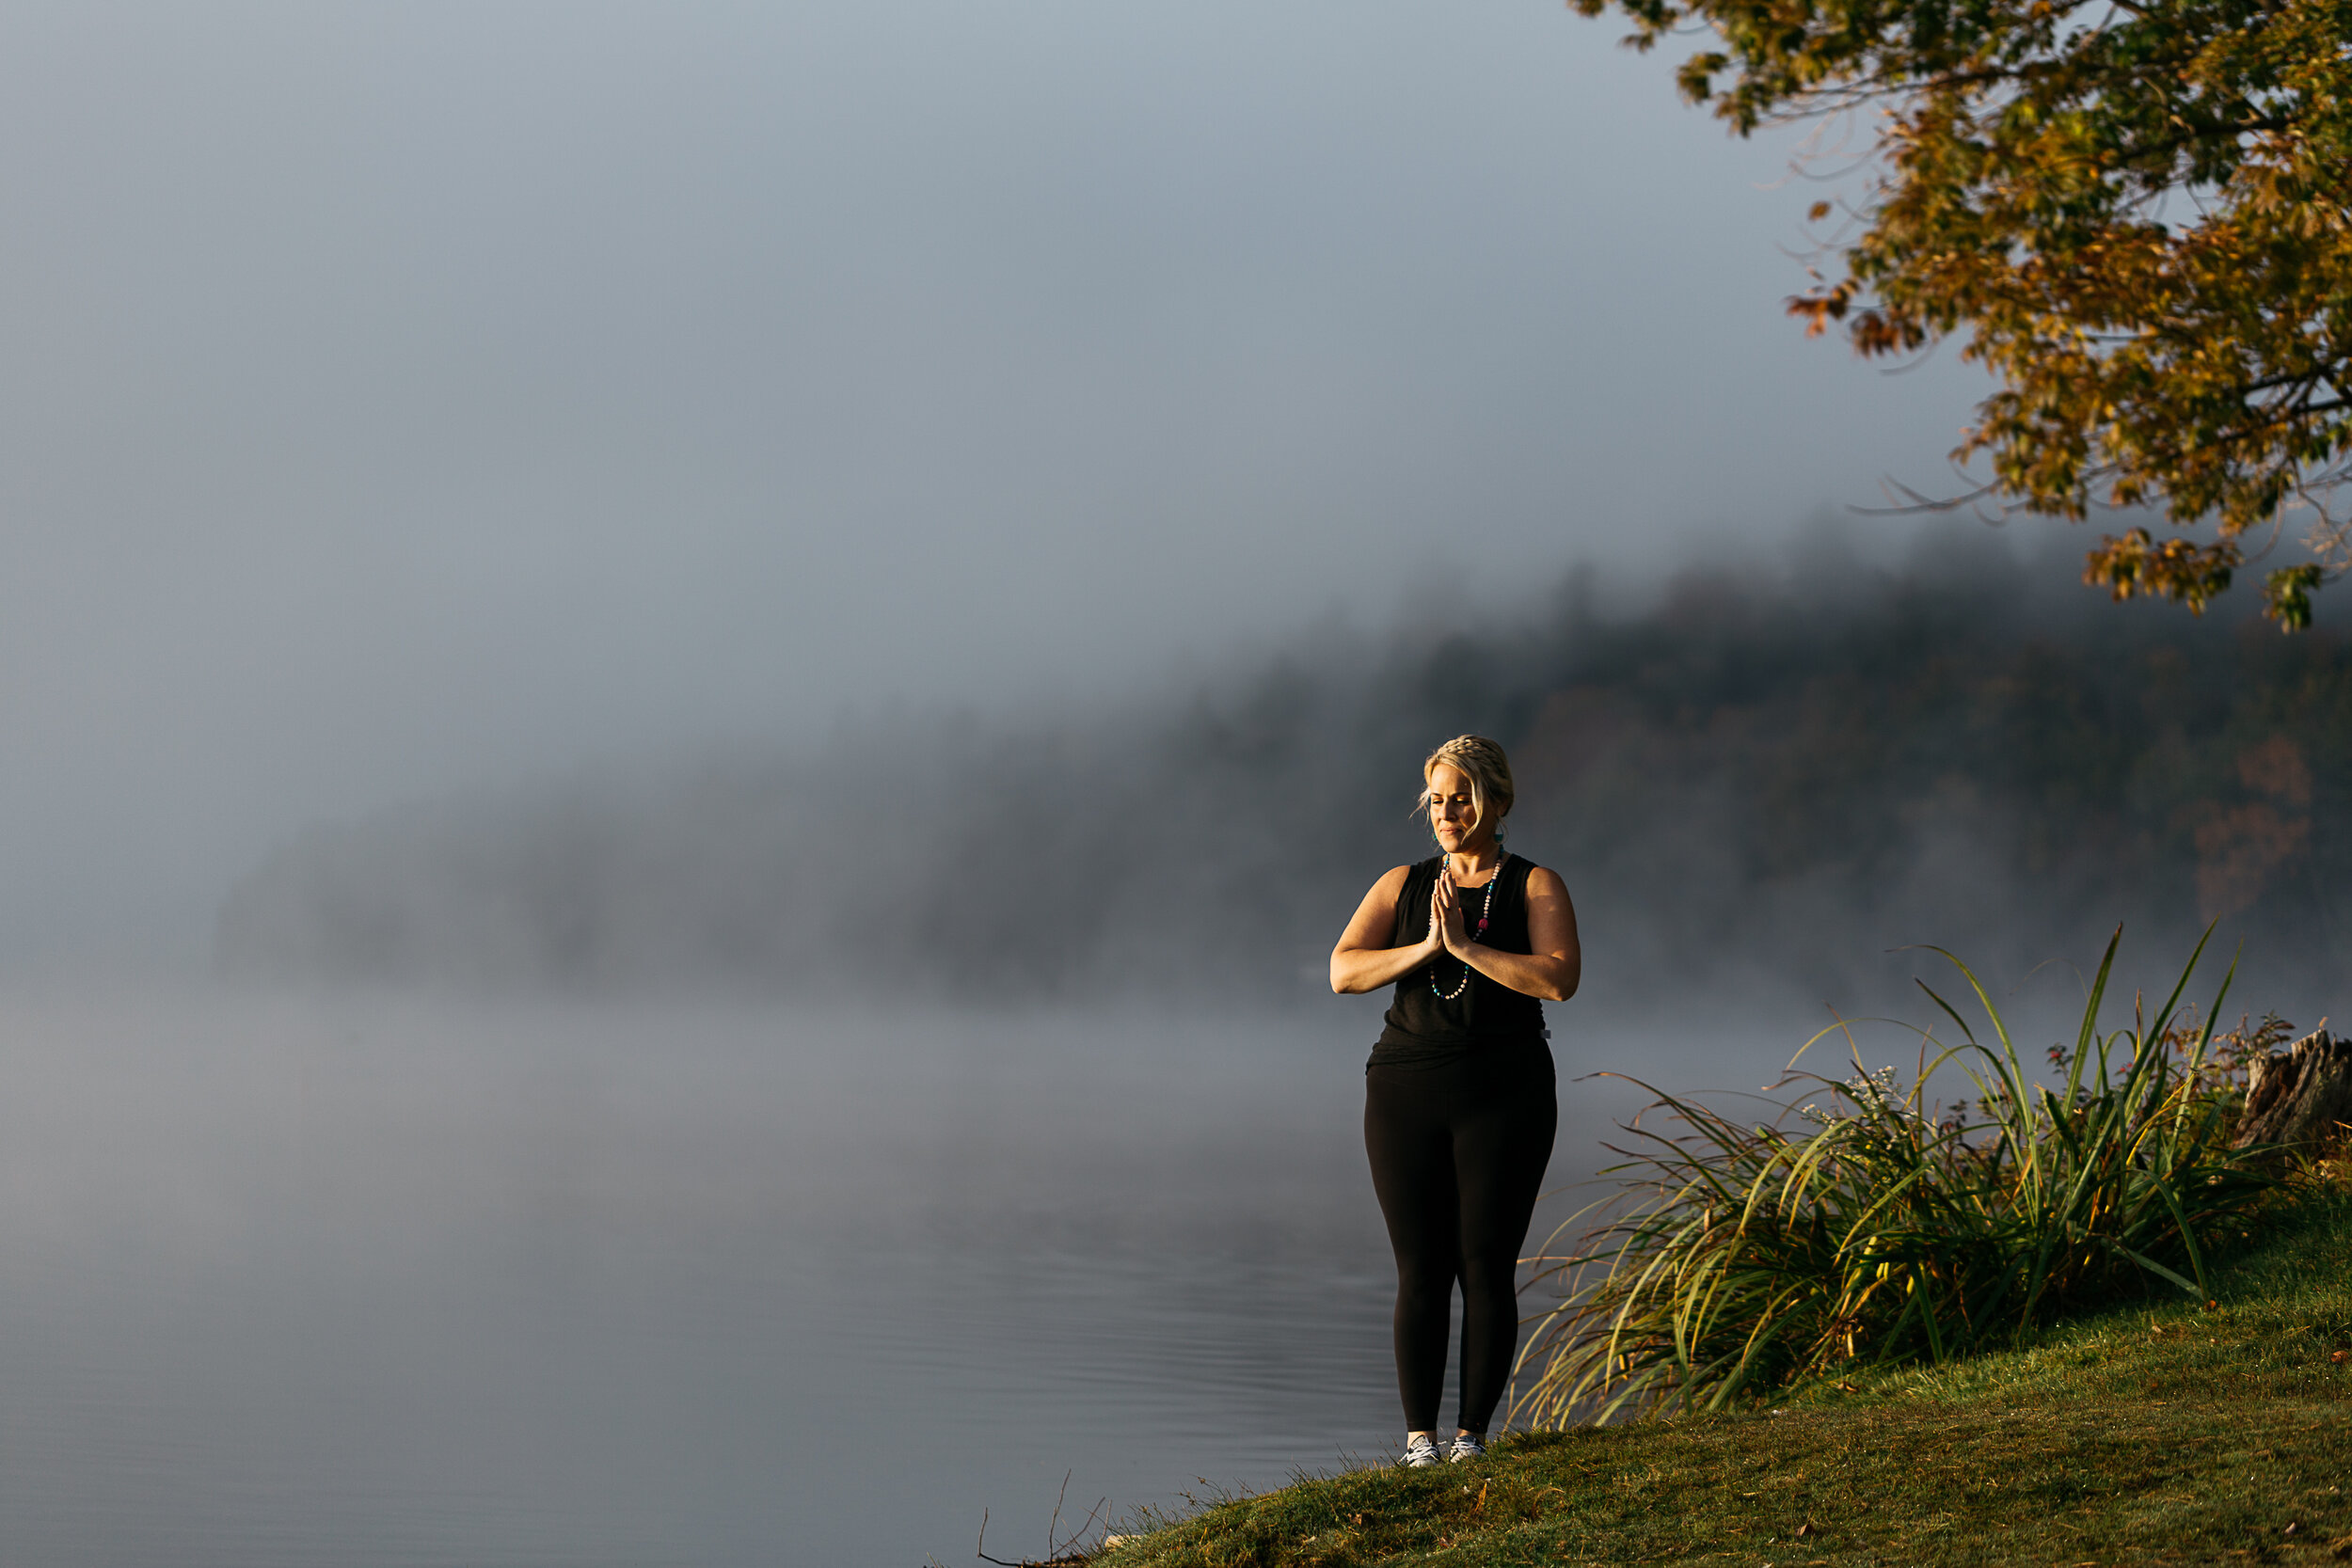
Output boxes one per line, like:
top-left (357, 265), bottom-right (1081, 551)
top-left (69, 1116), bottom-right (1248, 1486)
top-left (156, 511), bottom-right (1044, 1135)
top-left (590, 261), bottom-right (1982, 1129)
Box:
top-left (1329, 735), bottom-right (1580, 1467)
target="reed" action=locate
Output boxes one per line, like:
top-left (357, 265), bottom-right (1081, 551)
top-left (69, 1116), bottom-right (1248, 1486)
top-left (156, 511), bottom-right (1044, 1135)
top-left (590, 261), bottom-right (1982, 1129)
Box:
top-left (1514, 927), bottom-right (2285, 1425)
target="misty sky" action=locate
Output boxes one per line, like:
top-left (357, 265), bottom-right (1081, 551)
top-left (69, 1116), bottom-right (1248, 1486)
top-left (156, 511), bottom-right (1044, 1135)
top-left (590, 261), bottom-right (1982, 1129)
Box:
top-left (0, 0), bottom-right (1992, 960)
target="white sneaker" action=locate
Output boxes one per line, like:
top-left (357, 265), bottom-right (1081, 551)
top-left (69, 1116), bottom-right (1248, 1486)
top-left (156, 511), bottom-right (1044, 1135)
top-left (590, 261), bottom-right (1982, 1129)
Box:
top-left (1447, 1432), bottom-right (1486, 1463)
top-left (1401, 1433), bottom-right (1443, 1467)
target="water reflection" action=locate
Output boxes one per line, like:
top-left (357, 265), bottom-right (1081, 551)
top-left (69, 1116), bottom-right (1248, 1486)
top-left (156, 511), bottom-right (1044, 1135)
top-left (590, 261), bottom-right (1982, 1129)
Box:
top-left (0, 990), bottom-right (1663, 1566)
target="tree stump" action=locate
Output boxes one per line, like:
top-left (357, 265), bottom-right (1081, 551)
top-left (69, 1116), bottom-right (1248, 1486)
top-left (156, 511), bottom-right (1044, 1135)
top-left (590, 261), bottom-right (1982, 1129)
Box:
top-left (2234, 1030), bottom-right (2352, 1151)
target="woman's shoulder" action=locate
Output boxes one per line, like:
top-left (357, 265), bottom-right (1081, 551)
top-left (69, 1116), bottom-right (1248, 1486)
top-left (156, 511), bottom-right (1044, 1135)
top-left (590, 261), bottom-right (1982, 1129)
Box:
top-left (1370, 859), bottom-right (1436, 894)
top-left (1513, 858), bottom-right (1569, 895)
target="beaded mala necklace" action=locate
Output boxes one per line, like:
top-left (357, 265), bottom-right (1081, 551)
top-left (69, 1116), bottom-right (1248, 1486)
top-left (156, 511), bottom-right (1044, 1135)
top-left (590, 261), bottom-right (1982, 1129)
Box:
top-left (1431, 851), bottom-right (1509, 1001)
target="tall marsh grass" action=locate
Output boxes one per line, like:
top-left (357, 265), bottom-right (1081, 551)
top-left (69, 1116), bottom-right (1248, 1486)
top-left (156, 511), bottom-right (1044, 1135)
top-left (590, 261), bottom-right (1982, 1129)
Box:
top-left (1516, 930), bottom-right (2287, 1425)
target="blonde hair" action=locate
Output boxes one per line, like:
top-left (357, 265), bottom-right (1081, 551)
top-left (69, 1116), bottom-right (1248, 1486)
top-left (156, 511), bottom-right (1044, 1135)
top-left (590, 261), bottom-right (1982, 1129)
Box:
top-left (1418, 734), bottom-right (1516, 837)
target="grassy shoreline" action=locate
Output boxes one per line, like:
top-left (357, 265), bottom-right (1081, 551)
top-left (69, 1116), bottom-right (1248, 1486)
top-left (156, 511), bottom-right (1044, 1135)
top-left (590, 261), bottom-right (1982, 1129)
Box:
top-left (1088, 1192), bottom-right (2352, 1566)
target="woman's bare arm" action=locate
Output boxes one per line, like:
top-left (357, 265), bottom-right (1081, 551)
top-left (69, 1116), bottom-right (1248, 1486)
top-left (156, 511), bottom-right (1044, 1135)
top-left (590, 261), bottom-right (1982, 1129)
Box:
top-left (1329, 864), bottom-right (1439, 994)
top-left (1436, 864), bottom-right (1580, 1002)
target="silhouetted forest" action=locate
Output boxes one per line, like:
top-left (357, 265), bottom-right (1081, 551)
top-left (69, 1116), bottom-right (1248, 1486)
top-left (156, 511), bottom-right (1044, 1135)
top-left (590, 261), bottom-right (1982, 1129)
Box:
top-left (215, 529), bottom-right (2352, 1018)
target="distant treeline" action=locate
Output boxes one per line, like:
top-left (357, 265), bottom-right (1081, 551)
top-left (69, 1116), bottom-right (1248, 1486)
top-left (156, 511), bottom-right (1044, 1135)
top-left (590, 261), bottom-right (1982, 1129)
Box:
top-left (215, 530), bottom-right (2352, 1015)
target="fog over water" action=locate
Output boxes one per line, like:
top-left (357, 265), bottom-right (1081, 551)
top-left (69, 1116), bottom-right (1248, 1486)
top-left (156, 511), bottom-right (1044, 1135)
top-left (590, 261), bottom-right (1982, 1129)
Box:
top-left (218, 522), bottom-right (2352, 1031)
top-left (0, 2), bottom-right (2337, 1563)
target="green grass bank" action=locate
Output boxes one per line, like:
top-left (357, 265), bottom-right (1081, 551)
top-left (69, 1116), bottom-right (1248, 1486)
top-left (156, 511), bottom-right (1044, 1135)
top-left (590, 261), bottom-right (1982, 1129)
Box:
top-left (1088, 1192), bottom-right (2352, 1567)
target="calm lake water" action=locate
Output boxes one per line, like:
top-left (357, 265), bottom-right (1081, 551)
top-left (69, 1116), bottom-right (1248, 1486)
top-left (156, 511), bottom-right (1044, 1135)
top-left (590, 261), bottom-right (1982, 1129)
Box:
top-left (0, 987), bottom-right (1742, 1567)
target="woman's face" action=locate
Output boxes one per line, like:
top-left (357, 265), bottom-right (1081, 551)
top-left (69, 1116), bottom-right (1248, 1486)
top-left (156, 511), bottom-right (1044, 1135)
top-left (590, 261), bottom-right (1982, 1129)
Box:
top-left (1425, 763), bottom-right (1490, 854)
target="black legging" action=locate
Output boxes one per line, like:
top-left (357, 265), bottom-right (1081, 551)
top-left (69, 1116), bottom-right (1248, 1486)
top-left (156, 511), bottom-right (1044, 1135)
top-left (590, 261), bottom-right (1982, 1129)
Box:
top-left (1363, 1041), bottom-right (1557, 1434)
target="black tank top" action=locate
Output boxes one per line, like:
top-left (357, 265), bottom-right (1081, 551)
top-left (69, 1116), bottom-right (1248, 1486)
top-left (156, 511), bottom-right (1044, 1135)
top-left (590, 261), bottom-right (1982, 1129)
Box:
top-left (1371, 854), bottom-right (1548, 1067)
